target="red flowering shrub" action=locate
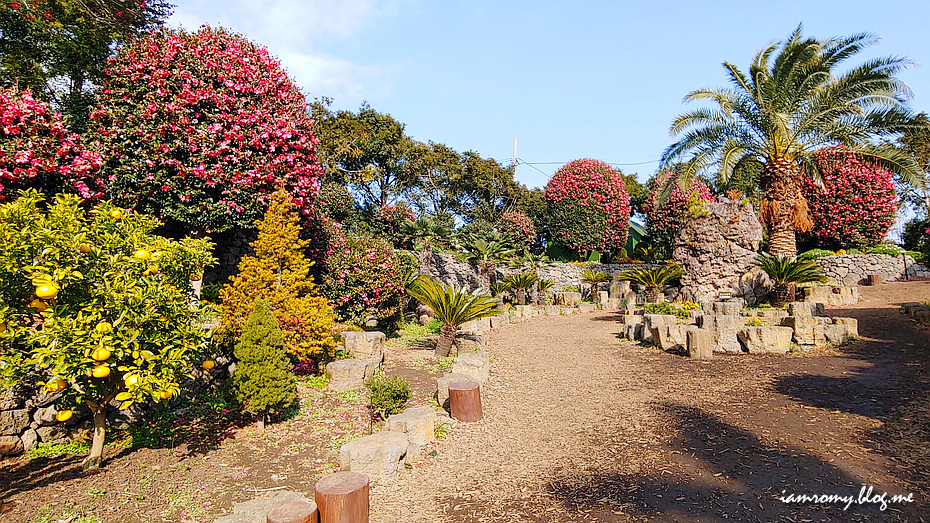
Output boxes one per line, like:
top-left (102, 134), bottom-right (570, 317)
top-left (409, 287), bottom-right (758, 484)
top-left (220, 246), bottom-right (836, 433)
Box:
top-left (545, 159), bottom-right (631, 255)
top-left (372, 203), bottom-right (415, 248)
top-left (498, 210), bottom-right (536, 250)
top-left (89, 26), bottom-right (321, 234)
top-left (644, 171), bottom-right (714, 253)
top-left (800, 150), bottom-right (897, 250)
top-left (0, 88), bottom-right (104, 201)
top-left (321, 222), bottom-right (409, 327)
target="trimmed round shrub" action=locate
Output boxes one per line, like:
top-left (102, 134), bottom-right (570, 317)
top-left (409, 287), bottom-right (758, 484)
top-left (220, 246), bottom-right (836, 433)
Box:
top-left (89, 26), bottom-right (321, 234)
top-left (800, 150), bottom-right (897, 250)
top-left (0, 88), bottom-right (104, 201)
top-left (644, 171), bottom-right (714, 253)
top-left (545, 158), bottom-right (631, 256)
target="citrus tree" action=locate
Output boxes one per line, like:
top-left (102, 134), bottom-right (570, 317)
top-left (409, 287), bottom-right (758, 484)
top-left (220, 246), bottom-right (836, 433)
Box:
top-left (0, 191), bottom-right (215, 470)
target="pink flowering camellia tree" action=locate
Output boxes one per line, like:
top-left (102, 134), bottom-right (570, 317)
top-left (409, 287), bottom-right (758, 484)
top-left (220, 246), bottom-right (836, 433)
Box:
top-left (89, 26), bottom-right (321, 234)
top-left (644, 171), bottom-right (714, 255)
top-left (545, 158), bottom-right (631, 259)
top-left (0, 88), bottom-right (104, 201)
top-left (498, 210), bottom-right (536, 252)
top-left (800, 149), bottom-right (898, 250)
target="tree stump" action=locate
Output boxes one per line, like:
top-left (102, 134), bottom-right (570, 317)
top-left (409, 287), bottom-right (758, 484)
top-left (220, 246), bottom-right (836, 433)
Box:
top-left (867, 274), bottom-right (881, 286)
top-left (266, 498), bottom-right (318, 523)
top-left (315, 471), bottom-right (369, 523)
top-left (448, 380), bottom-right (483, 422)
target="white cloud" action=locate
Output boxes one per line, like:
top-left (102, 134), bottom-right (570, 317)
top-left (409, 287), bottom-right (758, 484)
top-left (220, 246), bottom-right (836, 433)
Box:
top-left (169, 0), bottom-right (402, 103)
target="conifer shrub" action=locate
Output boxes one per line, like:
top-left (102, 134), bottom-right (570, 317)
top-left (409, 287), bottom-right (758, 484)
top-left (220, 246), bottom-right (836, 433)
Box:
top-left (366, 373), bottom-right (411, 419)
top-left (220, 189), bottom-right (337, 360)
top-left (231, 300), bottom-right (296, 429)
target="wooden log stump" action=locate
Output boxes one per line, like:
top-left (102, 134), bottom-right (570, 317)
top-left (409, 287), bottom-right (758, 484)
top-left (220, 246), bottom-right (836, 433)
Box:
top-left (448, 380), bottom-right (483, 422)
top-left (867, 274), bottom-right (881, 286)
top-left (267, 498), bottom-right (319, 523)
top-left (315, 471), bottom-right (369, 523)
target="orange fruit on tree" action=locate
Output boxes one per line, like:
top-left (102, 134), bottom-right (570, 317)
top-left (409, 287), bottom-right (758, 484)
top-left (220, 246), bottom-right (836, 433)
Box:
top-left (151, 251), bottom-right (163, 261)
top-left (95, 321), bottom-right (112, 334)
top-left (189, 273), bottom-right (202, 282)
top-left (133, 249), bottom-right (151, 260)
top-left (55, 410), bottom-right (73, 422)
top-left (35, 283), bottom-right (58, 299)
top-left (91, 347), bottom-right (111, 362)
top-left (29, 299), bottom-right (48, 312)
top-left (110, 209), bottom-right (124, 220)
top-left (0, 322), bottom-right (6, 333)
top-left (79, 242), bottom-right (93, 254)
top-left (45, 378), bottom-right (66, 393)
top-left (158, 390), bottom-right (172, 400)
top-left (201, 360), bottom-right (215, 370)
top-left (91, 365), bottom-right (110, 378)
top-left (124, 374), bottom-right (140, 387)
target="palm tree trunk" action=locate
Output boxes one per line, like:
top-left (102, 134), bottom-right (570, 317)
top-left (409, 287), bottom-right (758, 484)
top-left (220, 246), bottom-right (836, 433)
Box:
top-left (645, 286), bottom-right (661, 303)
top-left (435, 324), bottom-right (456, 357)
top-left (516, 288), bottom-right (526, 305)
top-left (759, 158), bottom-right (811, 257)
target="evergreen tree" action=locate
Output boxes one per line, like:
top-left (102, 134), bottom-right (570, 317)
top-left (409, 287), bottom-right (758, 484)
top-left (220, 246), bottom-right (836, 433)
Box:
top-left (232, 300), bottom-right (296, 430)
top-left (219, 189), bottom-right (337, 359)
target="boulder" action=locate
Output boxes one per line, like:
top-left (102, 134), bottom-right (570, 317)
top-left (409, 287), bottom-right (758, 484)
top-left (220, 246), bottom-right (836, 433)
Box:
top-left (577, 303), bottom-right (597, 314)
top-left (787, 302), bottom-right (826, 317)
top-left (387, 406), bottom-right (436, 460)
top-left (622, 322), bottom-right (644, 341)
top-left (783, 315), bottom-right (826, 349)
top-left (712, 301), bottom-right (743, 316)
top-left (696, 314), bottom-right (743, 353)
top-left (325, 359), bottom-right (379, 392)
top-left (33, 405), bottom-right (58, 426)
top-left (744, 309), bottom-right (789, 323)
top-left (339, 431), bottom-right (409, 484)
top-left (436, 373), bottom-right (472, 410)
top-left (340, 331), bottom-right (385, 363)
top-left (0, 435), bottom-right (23, 456)
top-left (0, 409), bottom-right (30, 436)
top-left (687, 328), bottom-right (714, 360)
top-left (643, 314), bottom-right (678, 345)
top-left (460, 316), bottom-right (492, 333)
top-left (544, 305), bottom-right (561, 316)
top-left (488, 314), bottom-right (505, 329)
top-left (558, 292), bottom-right (582, 306)
top-left (213, 491), bottom-right (307, 523)
top-left (832, 317), bottom-right (858, 338)
top-left (20, 428), bottom-right (37, 451)
top-left (823, 324), bottom-right (849, 345)
top-left (597, 291), bottom-right (609, 305)
top-left (36, 425), bottom-right (67, 443)
top-left (0, 386), bottom-right (26, 410)
top-left (737, 326), bottom-right (793, 354)
top-left (654, 325), bottom-right (697, 352)
top-left (451, 352), bottom-right (490, 384)
top-left (453, 333), bottom-right (486, 355)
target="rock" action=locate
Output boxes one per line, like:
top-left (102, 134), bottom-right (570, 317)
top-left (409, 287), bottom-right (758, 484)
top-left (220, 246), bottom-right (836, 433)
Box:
top-left (453, 333), bottom-right (485, 354)
top-left (823, 324), bottom-right (849, 345)
top-left (340, 331), bottom-right (385, 363)
top-left (558, 292), bottom-right (582, 306)
top-left (787, 302), bottom-right (826, 317)
top-left (673, 198), bottom-right (766, 304)
top-left (654, 325), bottom-right (697, 352)
top-left (712, 301), bottom-right (743, 316)
top-left (339, 431), bottom-right (409, 484)
top-left (784, 316), bottom-right (826, 349)
top-left (325, 359), bottom-right (379, 392)
top-left (620, 315), bottom-right (643, 325)
top-left (451, 352), bottom-right (490, 384)
top-left (213, 491), bottom-right (306, 523)
top-left (387, 406), bottom-right (436, 460)
top-left (737, 326), bottom-right (793, 354)
top-left (0, 386), bottom-right (26, 410)
top-left (436, 373), bottom-right (472, 410)
top-left (622, 322), bottom-right (643, 341)
top-left (33, 405), bottom-right (58, 426)
top-left (266, 498), bottom-right (318, 523)
top-left (744, 309), bottom-right (789, 323)
top-left (36, 425), bottom-right (67, 443)
top-left (543, 305), bottom-right (561, 316)
top-left (578, 303), bottom-right (597, 314)
top-left (697, 314), bottom-right (743, 353)
top-left (488, 314), bottom-right (505, 328)
top-left (0, 409), bottom-right (30, 436)
top-left (687, 329), bottom-right (714, 359)
top-left (642, 314), bottom-right (677, 345)
top-left (597, 291), bottom-right (609, 305)
top-left (0, 435), bottom-right (23, 456)
top-left (832, 317), bottom-right (858, 338)
top-left (460, 317), bottom-right (492, 333)
top-left (20, 428), bottom-right (37, 451)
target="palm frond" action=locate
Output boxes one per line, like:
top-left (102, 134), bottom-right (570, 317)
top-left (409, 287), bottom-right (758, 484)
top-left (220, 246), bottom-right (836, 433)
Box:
top-left (754, 252), bottom-right (827, 285)
top-left (406, 277), bottom-right (500, 328)
top-left (617, 264), bottom-right (684, 287)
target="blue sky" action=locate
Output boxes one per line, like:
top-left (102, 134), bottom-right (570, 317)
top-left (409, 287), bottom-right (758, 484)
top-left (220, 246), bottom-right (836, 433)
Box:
top-left (169, 0), bottom-right (930, 190)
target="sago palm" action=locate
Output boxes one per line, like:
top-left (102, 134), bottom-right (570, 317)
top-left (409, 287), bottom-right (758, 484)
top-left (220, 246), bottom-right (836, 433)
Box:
top-left (503, 271), bottom-right (538, 306)
top-left (459, 231), bottom-right (516, 292)
top-left (660, 25), bottom-right (926, 256)
top-left (406, 277), bottom-right (500, 357)
top-left (754, 252), bottom-right (827, 307)
top-left (580, 269), bottom-right (609, 301)
top-left (617, 264), bottom-right (684, 303)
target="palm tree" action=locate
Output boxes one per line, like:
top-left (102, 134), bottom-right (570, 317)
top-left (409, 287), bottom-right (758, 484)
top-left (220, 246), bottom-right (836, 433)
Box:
top-left (535, 279), bottom-right (555, 305)
top-left (406, 277), bottom-right (500, 357)
top-left (617, 264), bottom-right (684, 303)
top-left (459, 231), bottom-right (516, 292)
top-left (503, 272), bottom-right (538, 306)
top-left (660, 25), bottom-right (926, 256)
top-left (754, 252), bottom-right (827, 307)
top-left (580, 269), bottom-right (609, 301)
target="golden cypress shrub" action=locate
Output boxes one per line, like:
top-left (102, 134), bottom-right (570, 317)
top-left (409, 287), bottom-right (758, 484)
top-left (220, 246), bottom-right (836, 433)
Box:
top-left (219, 189), bottom-right (337, 359)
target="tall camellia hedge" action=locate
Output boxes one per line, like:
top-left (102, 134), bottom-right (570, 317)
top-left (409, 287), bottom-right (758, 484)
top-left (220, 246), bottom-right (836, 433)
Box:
top-left (89, 26), bottom-right (321, 234)
top-left (644, 171), bottom-right (714, 254)
top-left (800, 149), bottom-right (897, 250)
top-left (0, 88), bottom-right (104, 201)
top-left (545, 159), bottom-right (631, 256)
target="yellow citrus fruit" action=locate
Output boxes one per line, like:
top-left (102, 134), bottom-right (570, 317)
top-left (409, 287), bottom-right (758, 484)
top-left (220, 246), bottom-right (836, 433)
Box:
top-left (124, 374), bottom-right (140, 387)
top-left (91, 347), bottom-right (111, 362)
top-left (95, 321), bottom-right (112, 334)
top-left (0, 322), bottom-right (6, 333)
top-left (158, 390), bottom-right (172, 400)
top-left (91, 365), bottom-right (110, 378)
top-left (35, 283), bottom-right (58, 299)
top-left (151, 251), bottom-right (163, 261)
top-left (201, 360), bottom-right (215, 370)
top-left (45, 378), bottom-right (66, 393)
top-left (110, 209), bottom-right (123, 220)
top-left (55, 410), bottom-right (73, 422)
top-left (29, 299), bottom-right (48, 312)
top-left (189, 273), bottom-right (202, 282)
top-left (79, 242), bottom-right (93, 254)
top-left (133, 249), bottom-right (151, 260)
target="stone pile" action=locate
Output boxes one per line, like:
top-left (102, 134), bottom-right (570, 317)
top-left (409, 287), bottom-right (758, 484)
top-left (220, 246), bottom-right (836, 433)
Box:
top-left (801, 285), bottom-right (859, 306)
top-left (902, 302), bottom-right (930, 326)
top-left (619, 300), bottom-right (858, 355)
top-left (324, 331), bottom-right (388, 392)
top-left (816, 253), bottom-right (929, 286)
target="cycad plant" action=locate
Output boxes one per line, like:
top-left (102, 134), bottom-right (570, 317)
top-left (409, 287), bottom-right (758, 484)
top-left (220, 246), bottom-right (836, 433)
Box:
top-left (535, 279), bottom-right (555, 305)
top-left (617, 264), bottom-right (684, 303)
top-left (401, 216), bottom-right (451, 272)
top-left (489, 281), bottom-right (511, 298)
top-left (503, 271), bottom-right (539, 305)
top-left (580, 269), bottom-right (609, 301)
top-left (754, 252), bottom-right (827, 307)
top-left (406, 277), bottom-right (501, 357)
top-left (459, 231), bottom-right (516, 292)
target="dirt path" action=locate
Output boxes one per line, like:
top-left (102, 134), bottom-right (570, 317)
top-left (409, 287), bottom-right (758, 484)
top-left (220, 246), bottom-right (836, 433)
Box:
top-left (371, 281), bottom-right (930, 522)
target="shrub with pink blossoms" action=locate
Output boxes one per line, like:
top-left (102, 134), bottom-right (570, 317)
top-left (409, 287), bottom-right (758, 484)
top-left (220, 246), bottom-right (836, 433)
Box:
top-left (89, 26), bottom-right (321, 234)
top-left (0, 88), bottom-right (104, 201)
top-left (800, 149), bottom-right (897, 250)
top-left (372, 203), bottom-right (415, 248)
top-left (545, 158), bottom-right (631, 256)
top-left (498, 210), bottom-right (536, 251)
top-left (644, 171), bottom-right (714, 254)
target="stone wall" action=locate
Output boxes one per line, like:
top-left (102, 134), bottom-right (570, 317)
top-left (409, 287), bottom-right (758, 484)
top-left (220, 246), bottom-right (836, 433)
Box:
top-left (816, 253), bottom-right (929, 286)
top-left (205, 229), bottom-right (258, 284)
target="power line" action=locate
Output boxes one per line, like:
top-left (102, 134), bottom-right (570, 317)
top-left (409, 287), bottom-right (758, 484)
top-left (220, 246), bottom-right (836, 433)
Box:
top-left (521, 159), bottom-right (661, 167)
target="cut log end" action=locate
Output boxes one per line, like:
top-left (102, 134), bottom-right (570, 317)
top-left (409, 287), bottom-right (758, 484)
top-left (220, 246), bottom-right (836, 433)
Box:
top-left (315, 471), bottom-right (369, 523)
top-left (448, 380), bottom-right (483, 422)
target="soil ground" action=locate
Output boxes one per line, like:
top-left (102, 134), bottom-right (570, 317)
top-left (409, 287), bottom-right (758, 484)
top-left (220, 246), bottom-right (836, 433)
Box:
top-left (2, 280), bottom-right (929, 523)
